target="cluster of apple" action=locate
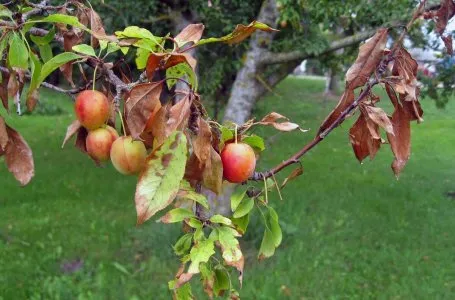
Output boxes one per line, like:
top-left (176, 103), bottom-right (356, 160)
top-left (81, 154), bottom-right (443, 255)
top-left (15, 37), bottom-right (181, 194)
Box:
top-left (74, 90), bottom-right (147, 175)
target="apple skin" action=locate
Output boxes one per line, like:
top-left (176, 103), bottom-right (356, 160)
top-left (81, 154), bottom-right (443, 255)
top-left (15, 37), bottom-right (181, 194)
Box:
top-left (110, 136), bottom-right (147, 175)
top-left (75, 90), bottom-right (109, 130)
top-left (221, 142), bottom-right (256, 183)
top-left (86, 127), bottom-right (117, 162)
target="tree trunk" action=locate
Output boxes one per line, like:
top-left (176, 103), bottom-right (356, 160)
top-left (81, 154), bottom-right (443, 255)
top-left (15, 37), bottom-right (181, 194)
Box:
top-left (325, 68), bottom-right (340, 95)
top-left (223, 0), bottom-right (279, 124)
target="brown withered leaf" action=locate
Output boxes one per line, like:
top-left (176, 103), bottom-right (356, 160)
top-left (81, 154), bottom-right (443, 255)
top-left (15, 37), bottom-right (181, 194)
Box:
top-left (0, 69), bottom-right (10, 110)
top-left (61, 30), bottom-right (83, 87)
top-left (202, 147), bottom-right (223, 194)
top-left (165, 53), bottom-right (197, 71)
top-left (442, 35), bottom-right (453, 55)
top-left (75, 127), bottom-right (88, 154)
top-left (145, 53), bottom-right (164, 79)
top-left (89, 9), bottom-right (106, 48)
top-left (175, 272), bottom-right (194, 289)
top-left (349, 113), bottom-right (381, 162)
top-left (391, 47), bottom-right (418, 101)
top-left (193, 118), bottom-right (212, 166)
top-left (4, 125), bottom-right (34, 185)
top-left (26, 89), bottom-right (39, 112)
top-left (184, 153), bottom-right (204, 184)
top-left (224, 21), bottom-right (278, 45)
top-left (257, 112), bottom-right (306, 132)
top-left (387, 100), bottom-right (411, 177)
top-left (318, 89), bottom-right (355, 135)
top-left (318, 29), bottom-right (388, 135)
top-left (281, 165), bottom-right (303, 189)
top-left (150, 104), bottom-right (169, 146)
top-left (345, 28), bottom-right (388, 88)
top-left (427, 0), bottom-right (455, 35)
top-left (361, 105), bottom-right (394, 135)
top-left (61, 120), bottom-right (82, 148)
top-left (7, 73), bottom-right (19, 98)
top-left (0, 116), bottom-right (8, 150)
top-left (166, 95), bottom-right (191, 136)
top-left (125, 82), bottom-right (163, 139)
top-left (175, 24), bottom-right (205, 47)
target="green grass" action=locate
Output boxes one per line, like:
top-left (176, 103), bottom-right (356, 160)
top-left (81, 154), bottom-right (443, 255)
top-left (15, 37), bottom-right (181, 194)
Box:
top-left (1, 78), bottom-right (455, 299)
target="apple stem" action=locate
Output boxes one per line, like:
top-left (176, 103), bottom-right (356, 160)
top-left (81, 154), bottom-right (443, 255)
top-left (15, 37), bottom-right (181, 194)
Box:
top-left (92, 65), bottom-right (98, 91)
top-left (117, 109), bottom-right (126, 136)
top-left (234, 124), bottom-right (238, 144)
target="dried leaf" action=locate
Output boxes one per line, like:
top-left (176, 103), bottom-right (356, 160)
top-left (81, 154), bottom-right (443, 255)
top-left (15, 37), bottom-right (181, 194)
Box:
top-left (281, 166), bottom-right (303, 189)
top-left (62, 120), bottom-right (82, 148)
top-left (175, 24), bottom-right (205, 47)
top-left (442, 35), bottom-right (453, 55)
top-left (150, 105), bottom-right (169, 146)
top-left (318, 89), bottom-right (355, 135)
top-left (135, 132), bottom-right (188, 225)
top-left (0, 116), bottom-right (8, 150)
top-left (75, 126), bottom-right (88, 153)
top-left (0, 69), bottom-right (10, 110)
top-left (166, 95), bottom-right (191, 136)
top-left (202, 147), bottom-right (223, 195)
top-left (391, 47), bottom-right (418, 101)
top-left (125, 82), bottom-right (162, 139)
top-left (4, 125), bottom-right (34, 185)
top-left (26, 89), bottom-right (39, 112)
top-left (349, 113), bottom-right (381, 162)
top-left (257, 112), bottom-right (306, 132)
top-left (362, 105), bottom-right (394, 135)
top-left (193, 118), bottom-right (212, 166)
top-left (7, 73), bottom-right (19, 98)
top-left (145, 53), bottom-right (164, 79)
top-left (89, 9), bottom-right (106, 48)
top-left (61, 30), bottom-right (83, 86)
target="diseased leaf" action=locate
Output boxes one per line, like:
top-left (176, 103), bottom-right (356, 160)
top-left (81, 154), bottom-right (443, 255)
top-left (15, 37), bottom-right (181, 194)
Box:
top-left (213, 268), bottom-right (230, 297)
top-left (62, 120), bottom-right (82, 148)
top-left (173, 233), bottom-right (193, 256)
top-left (26, 89), bottom-right (39, 112)
top-left (89, 9), bottom-right (106, 48)
top-left (202, 147), bottom-right (223, 194)
top-left (175, 24), bottom-right (205, 47)
top-left (188, 239), bottom-right (215, 274)
top-left (200, 263), bottom-right (215, 299)
top-left (160, 208), bottom-right (194, 223)
top-left (349, 113), bottom-right (381, 162)
top-left (4, 125), bottom-right (34, 185)
top-left (135, 47), bottom-right (150, 70)
top-left (391, 47), bottom-right (419, 101)
top-left (150, 105), bottom-right (169, 146)
top-left (61, 30), bottom-right (83, 86)
top-left (198, 21), bottom-right (277, 46)
top-left (125, 82), bottom-right (162, 139)
top-left (0, 69), bottom-right (10, 110)
top-left (193, 118), bottom-right (212, 166)
top-left (135, 131), bottom-right (188, 225)
top-left (281, 165), bottom-right (303, 189)
top-left (258, 112), bottom-right (306, 132)
top-left (0, 116), bottom-right (8, 150)
top-left (166, 62), bottom-right (198, 91)
top-left (166, 95), bottom-right (191, 136)
top-left (177, 181), bottom-right (209, 209)
top-left (217, 226), bottom-right (244, 284)
top-left (75, 127), bottom-right (88, 153)
top-left (362, 105), bottom-right (394, 135)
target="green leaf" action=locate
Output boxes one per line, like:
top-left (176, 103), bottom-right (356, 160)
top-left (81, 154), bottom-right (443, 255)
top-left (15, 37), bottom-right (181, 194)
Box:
top-left (166, 63), bottom-right (198, 91)
top-left (115, 26), bottom-right (156, 40)
top-left (232, 214), bottom-right (250, 235)
top-left (160, 208), bottom-right (194, 223)
top-left (0, 5), bottom-right (12, 19)
top-left (173, 233), bottom-right (193, 256)
top-left (258, 227), bottom-right (276, 260)
top-left (174, 283), bottom-right (193, 300)
top-left (120, 46), bottom-right (129, 55)
top-left (135, 131), bottom-right (188, 224)
top-left (0, 32), bottom-right (11, 58)
top-left (38, 14), bottom-right (86, 29)
top-left (233, 196), bottom-right (254, 218)
top-left (188, 239), bottom-right (215, 274)
top-left (231, 189), bottom-right (246, 212)
top-left (178, 181), bottom-right (209, 209)
top-left (198, 21), bottom-right (277, 46)
top-left (106, 42), bottom-right (121, 55)
top-left (187, 218), bottom-right (202, 229)
top-left (135, 47), bottom-right (150, 70)
top-left (72, 44), bottom-right (96, 57)
top-left (37, 52), bottom-right (82, 87)
top-left (213, 267), bottom-right (230, 296)
top-left (99, 40), bottom-right (108, 51)
top-left (29, 27), bottom-right (55, 46)
top-left (268, 207), bottom-right (282, 247)
top-left (220, 126), bottom-right (234, 142)
top-left (133, 38), bottom-right (162, 53)
top-left (242, 135), bottom-right (265, 151)
top-left (209, 214), bottom-right (232, 226)
top-left (38, 44), bottom-right (53, 63)
top-left (27, 52), bottom-right (42, 107)
top-left (8, 33), bottom-right (29, 69)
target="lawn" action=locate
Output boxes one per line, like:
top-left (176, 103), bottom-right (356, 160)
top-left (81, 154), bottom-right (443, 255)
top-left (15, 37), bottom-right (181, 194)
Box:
top-left (1, 77), bottom-right (455, 299)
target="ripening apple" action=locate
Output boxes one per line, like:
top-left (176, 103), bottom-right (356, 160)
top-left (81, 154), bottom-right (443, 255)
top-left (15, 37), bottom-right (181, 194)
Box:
top-left (75, 90), bottom-right (109, 130)
top-left (86, 126), bottom-right (118, 162)
top-left (221, 142), bottom-right (256, 183)
top-left (110, 136), bottom-right (147, 175)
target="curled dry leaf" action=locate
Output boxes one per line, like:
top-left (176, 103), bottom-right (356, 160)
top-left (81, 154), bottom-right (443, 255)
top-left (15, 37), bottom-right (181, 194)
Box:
top-left (192, 118), bottom-right (212, 167)
top-left (257, 112), bottom-right (307, 132)
top-left (281, 165), bottom-right (303, 189)
top-left (61, 120), bottom-right (82, 148)
top-left (349, 113), bottom-right (381, 162)
top-left (202, 147), bottom-right (223, 194)
top-left (361, 105), bottom-right (394, 135)
top-left (89, 8), bottom-right (106, 48)
top-left (26, 89), bottom-right (39, 112)
top-left (204, 21), bottom-right (278, 45)
top-left (166, 95), bottom-right (191, 136)
top-left (0, 69), bottom-right (10, 110)
top-left (391, 47), bottom-right (418, 101)
top-left (318, 28), bottom-right (388, 135)
top-left (0, 116), bottom-right (8, 150)
top-left (4, 125), bottom-right (34, 185)
top-left (150, 104), bottom-right (169, 146)
top-left (125, 82), bottom-right (162, 139)
top-left (175, 24), bottom-right (205, 47)
top-left (75, 126), bottom-right (88, 154)
top-left (61, 30), bottom-right (83, 86)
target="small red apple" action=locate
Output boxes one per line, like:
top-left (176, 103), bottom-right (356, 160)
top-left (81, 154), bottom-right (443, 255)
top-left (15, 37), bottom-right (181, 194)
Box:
top-left (221, 142), bottom-right (256, 183)
top-left (110, 136), bottom-right (147, 175)
top-left (74, 90), bottom-right (109, 130)
top-left (86, 126), bottom-right (117, 162)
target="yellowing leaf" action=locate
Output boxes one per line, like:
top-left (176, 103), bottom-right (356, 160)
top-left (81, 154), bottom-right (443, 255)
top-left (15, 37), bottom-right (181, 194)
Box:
top-left (135, 131), bottom-right (188, 225)
top-left (188, 239), bottom-right (215, 274)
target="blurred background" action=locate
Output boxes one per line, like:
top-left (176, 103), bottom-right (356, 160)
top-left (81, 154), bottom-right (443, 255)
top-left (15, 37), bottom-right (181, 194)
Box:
top-left (1, 0), bottom-right (455, 298)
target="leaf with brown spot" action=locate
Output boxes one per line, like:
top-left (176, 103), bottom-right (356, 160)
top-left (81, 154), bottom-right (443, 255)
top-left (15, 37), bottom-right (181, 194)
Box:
top-left (0, 69), bottom-right (10, 110)
top-left (175, 24), bottom-right (205, 47)
top-left (166, 95), bottom-right (191, 136)
top-left (135, 131), bottom-right (188, 225)
top-left (193, 118), bottom-right (212, 167)
top-left (4, 125), bottom-right (34, 185)
top-left (26, 89), bottom-right (39, 112)
top-left (281, 165), bottom-right (303, 189)
top-left (125, 82), bottom-right (162, 139)
top-left (175, 272), bottom-right (194, 289)
top-left (62, 120), bottom-right (82, 148)
top-left (349, 113), bottom-right (381, 162)
top-left (0, 116), bottom-right (8, 150)
top-left (361, 105), bottom-right (394, 135)
top-left (202, 147), bottom-right (223, 195)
